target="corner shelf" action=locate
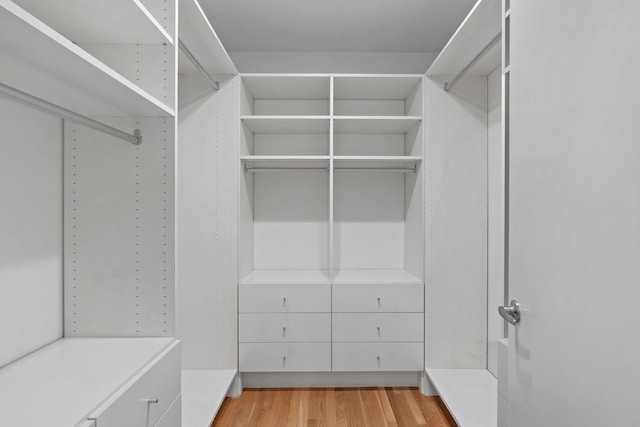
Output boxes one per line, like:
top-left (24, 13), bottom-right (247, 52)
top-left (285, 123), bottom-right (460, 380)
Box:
top-left (12, 0), bottom-right (173, 44)
top-left (427, 0), bottom-right (502, 79)
top-left (0, 0), bottom-right (175, 117)
top-left (333, 116), bottom-right (422, 134)
top-left (241, 116), bottom-right (331, 134)
top-left (334, 156), bottom-right (422, 170)
top-left (178, 0), bottom-right (237, 77)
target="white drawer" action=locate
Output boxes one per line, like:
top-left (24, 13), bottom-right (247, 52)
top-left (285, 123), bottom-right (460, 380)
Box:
top-left (240, 313), bottom-right (331, 342)
top-left (332, 342), bottom-right (423, 371)
top-left (89, 341), bottom-right (181, 427)
top-left (332, 284), bottom-right (423, 312)
top-left (240, 343), bottom-right (331, 372)
top-left (240, 284), bottom-right (331, 313)
top-left (154, 394), bottom-right (181, 427)
top-left (332, 313), bottom-right (423, 342)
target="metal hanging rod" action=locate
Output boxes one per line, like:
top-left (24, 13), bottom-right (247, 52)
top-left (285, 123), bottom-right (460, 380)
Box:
top-left (336, 167), bottom-right (417, 173)
top-left (178, 39), bottom-right (220, 91)
top-left (0, 82), bottom-right (141, 145)
top-left (244, 166), bottom-right (417, 173)
top-left (245, 166), bottom-right (329, 172)
top-left (444, 33), bottom-right (502, 92)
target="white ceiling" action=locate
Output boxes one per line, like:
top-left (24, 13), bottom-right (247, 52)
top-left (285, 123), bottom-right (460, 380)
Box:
top-left (200, 0), bottom-right (477, 54)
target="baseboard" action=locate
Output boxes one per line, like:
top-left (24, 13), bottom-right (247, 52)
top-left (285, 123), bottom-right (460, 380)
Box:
top-left (241, 371), bottom-right (421, 388)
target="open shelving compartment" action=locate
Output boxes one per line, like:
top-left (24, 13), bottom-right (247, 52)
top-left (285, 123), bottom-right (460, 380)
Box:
top-left (239, 74), bottom-right (424, 286)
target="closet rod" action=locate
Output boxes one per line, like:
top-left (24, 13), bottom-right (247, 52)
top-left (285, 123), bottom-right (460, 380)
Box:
top-left (178, 39), bottom-right (220, 91)
top-left (444, 33), bottom-right (502, 92)
top-left (0, 82), bottom-right (142, 145)
top-left (245, 167), bottom-right (329, 172)
top-left (336, 167), bottom-right (417, 173)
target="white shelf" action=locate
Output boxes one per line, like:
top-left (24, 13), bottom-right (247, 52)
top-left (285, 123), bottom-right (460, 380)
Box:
top-left (334, 156), bottom-right (422, 170)
top-left (182, 369), bottom-right (237, 427)
top-left (241, 74), bottom-right (330, 99)
top-left (12, 0), bottom-right (173, 44)
top-left (242, 116), bottom-right (330, 134)
top-left (178, 0), bottom-right (237, 76)
top-left (0, 338), bottom-right (175, 427)
top-left (0, 0), bottom-right (175, 117)
top-left (427, 0), bottom-right (502, 78)
top-left (426, 369), bottom-right (497, 427)
top-left (334, 75), bottom-right (423, 100)
top-left (333, 116), bottom-right (422, 134)
top-left (332, 269), bottom-right (423, 285)
top-left (241, 155), bottom-right (330, 169)
top-left (240, 269), bottom-right (331, 285)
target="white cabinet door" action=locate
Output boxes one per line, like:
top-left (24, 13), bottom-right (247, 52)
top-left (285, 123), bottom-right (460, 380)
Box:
top-left (332, 313), bottom-right (423, 342)
top-left (240, 313), bottom-right (331, 342)
top-left (239, 284), bottom-right (331, 312)
top-left (332, 284), bottom-right (423, 312)
top-left (508, 1), bottom-right (640, 425)
top-left (239, 343), bottom-right (331, 372)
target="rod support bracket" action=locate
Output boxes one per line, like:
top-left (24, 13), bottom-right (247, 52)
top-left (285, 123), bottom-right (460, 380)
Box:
top-left (132, 129), bottom-right (142, 145)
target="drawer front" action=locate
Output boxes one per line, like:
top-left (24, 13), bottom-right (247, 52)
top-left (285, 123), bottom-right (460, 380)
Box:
top-left (240, 343), bottom-right (331, 372)
top-left (332, 313), bottom-right (423, 342)
top-left (240, 313), bottom-right (331, 342)
top-left (240, 284), bottom-right (331, 313)
top-left (154, 395), bottom-right (181, 427)
top-left (332, 284), bottom-right (423, 312)
top-left (332, 342), bottom-right (423, 371)
top-left (91, 341), bottom-right (181, 427)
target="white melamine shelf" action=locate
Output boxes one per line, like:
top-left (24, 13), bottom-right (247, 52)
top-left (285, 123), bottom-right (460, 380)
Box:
top-left (0, 338), bottom-right (175, 427)
top-left (334, 156), bottom-right (422, 170)
top-left (427, 0), bottom-right (502, 79)
top-left (241, 74), bottom-right (330, 99)
top-left (242, 116), bottom-right (330, 134)
top-left (333, 116), bottom-right (422, 134)
top-left (332, 269), bottom-right (422, 285)
top-left (334, 75), bottom-right (423, 100)
top-left (240, 270), bottom-right (331, 285)
top-left (178, 0), bottom-right (237, 76)
top-left (0, 1), bottom-right (175, 117)
top-left (242, 156), bottom-right (330, 169)
top-left (12, 0), bottom-right (173, 44)
top-left (182, 369), bottom-right (237, 427)
top-left (426, 369), bottom-right (497, 427)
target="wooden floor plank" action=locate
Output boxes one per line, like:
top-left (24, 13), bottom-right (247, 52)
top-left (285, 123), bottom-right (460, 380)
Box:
top-left (211, 387), bottom-right (457, 427)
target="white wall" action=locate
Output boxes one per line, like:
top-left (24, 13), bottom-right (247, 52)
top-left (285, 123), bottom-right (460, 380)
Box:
top-left (487, 66), bottom-right (504, 376)
top-left (229, 52), bottom-right (437, 74)
top-left (0, 99), bottom-right (63, 368)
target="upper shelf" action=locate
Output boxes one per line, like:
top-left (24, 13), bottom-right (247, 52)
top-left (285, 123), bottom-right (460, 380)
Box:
top-left (242, 116), bottom-right (330, 134)
top-left (334, 116), bottom-right (422, 134)
top-left (334, 75), bottom-right (423, 100)
top-left (427, 0), bottom-right (502, 79)
top-left (242, 74), bottom-right (330, 100)
top-left (178, 0), bottom-right (237, 76)
top-left (0, 0), bottom-right (175, 117)
top-left (11, 0), bottom-right (173, 44)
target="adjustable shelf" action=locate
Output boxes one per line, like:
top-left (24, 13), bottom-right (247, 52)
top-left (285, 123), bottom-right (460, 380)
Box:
top-left (240, 270), bottom-right (331, 285)
top-left (332, 269), bottom-right (423, 285)
top-left (11, 0), bottom-right (173, 44)
top-left (427, 0), bottom-right (502, 85)
top-left (334, 156), bottom-right (422, 171)
top-left (241, 116), bottom-right (331, 134)
top-left (333, 116), bottom-right (422, 134)
top-left (0, 0), bottom-right (175, 117)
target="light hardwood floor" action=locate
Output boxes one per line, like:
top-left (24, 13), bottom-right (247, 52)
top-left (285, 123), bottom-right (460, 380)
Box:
top-left (212, 387), bottom-right (457, 427)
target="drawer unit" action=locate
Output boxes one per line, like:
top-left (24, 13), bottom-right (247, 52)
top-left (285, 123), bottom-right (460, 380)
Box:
top-left (239, 284), bottom-right (331, 313)
top-left (332, 342), bottom-right (423, 371)
top-left (240, 343), bottom-right (331, 372)
top-left (154, 395), bottom-right (181, 427)
top-left (240, 313), bottom-right (331, 342)
top-left (332, 313), bottom-right (423, 342)
top-left (89, 341), bottom-right (181, 427)
top-left (332, 284), bottom-right (424, 312)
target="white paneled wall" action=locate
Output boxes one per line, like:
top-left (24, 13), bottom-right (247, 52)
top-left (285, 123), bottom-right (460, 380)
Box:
top-left (425, 76), bottom-right (488, 369)
top-left (0, 99), bottom-right (63, 367)
top-left (177, 76), bottom-right (240, 369)
top-left (64, 118), bottom-right (175, 336)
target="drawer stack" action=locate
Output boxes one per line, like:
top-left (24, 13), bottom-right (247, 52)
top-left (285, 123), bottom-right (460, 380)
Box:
top-left (239, 282), bottom-right (332, 372)
top-left (332, 283), bottom-right (424, 371)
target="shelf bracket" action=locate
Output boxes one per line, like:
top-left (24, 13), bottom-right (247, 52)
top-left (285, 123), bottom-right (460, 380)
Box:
top-left (0, 82), bottom-right (142, 145)
top-left (444, 33), bottom-right (502, 92)
top-left (179, 39), bottom-right (220, 91)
